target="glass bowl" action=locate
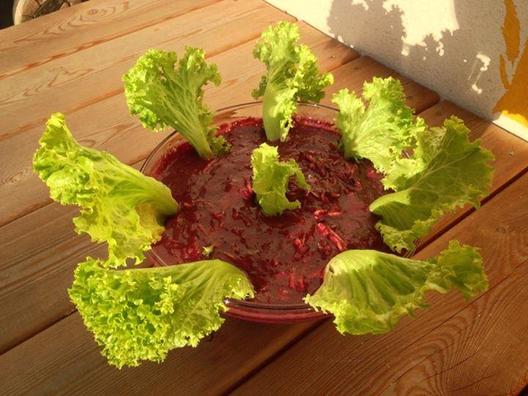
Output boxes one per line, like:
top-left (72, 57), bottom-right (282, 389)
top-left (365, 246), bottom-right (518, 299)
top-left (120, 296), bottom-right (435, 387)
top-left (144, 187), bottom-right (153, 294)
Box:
top-left (141, 102), bottom-right (338, 324)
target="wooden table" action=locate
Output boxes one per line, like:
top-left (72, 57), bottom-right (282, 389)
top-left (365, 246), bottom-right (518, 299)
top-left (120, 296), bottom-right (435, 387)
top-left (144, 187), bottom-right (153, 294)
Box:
top-left (1, 1), bottom-right (527, 394)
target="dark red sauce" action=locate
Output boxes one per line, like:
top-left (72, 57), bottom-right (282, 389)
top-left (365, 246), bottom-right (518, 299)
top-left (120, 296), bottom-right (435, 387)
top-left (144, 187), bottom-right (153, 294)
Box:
top-left (151, 117), bottom-right (389, 304)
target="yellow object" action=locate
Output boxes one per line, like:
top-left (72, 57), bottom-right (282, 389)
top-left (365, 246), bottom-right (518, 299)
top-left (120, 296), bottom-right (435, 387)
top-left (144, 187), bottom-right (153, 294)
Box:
top-left (493, 0), bottom-right (528, 128)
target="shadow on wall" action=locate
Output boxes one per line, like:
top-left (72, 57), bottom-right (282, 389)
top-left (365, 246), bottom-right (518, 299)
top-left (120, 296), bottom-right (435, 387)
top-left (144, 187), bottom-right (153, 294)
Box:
top-left (325, 0), bottom-right (528, 125)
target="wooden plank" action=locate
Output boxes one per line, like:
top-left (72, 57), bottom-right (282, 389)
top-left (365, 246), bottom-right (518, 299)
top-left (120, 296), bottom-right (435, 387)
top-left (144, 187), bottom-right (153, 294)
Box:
top-left (0, 0), bottom-right (296, 226)
top-left (0, 312), bottom-right (320, 395)
top-left (232, 172), bottom-right (528, 395)
top-left (385, 263), bottom-right (528, 396)
top-left (0, 28), bottom-right (358, 353)
top-left (0, 205), bottom-right (105, 353)
top-left (0, 0), bottom-right (219, 77)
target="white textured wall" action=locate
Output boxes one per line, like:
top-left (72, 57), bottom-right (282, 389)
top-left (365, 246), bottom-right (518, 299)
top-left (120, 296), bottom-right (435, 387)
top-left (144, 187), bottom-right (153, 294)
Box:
top-left (266, 0), bottom-right (528, 139)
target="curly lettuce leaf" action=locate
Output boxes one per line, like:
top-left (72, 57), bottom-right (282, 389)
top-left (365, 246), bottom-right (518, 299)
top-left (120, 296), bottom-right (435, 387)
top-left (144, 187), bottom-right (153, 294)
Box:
top-left (332, 77), bottom-right (426, 188)
top-left (251, 143), bottom-right (310, 216)
top-left (69, 257), bottom-right (254, 368)
top-left (33, 113), bottom-right (179, 267)
top-left (123, 48), bottom-right (228, 159)
top-left (252, 21), bottom-right (333, 141)
top-left (305, 240), bottom-right (488, 335)
top-left (369, 117), bottom-right (494, 253)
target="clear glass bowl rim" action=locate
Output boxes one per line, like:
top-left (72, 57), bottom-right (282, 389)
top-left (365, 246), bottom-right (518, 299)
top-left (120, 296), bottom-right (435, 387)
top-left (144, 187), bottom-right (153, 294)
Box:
top-left (140, 101), bottom-right (339, 319)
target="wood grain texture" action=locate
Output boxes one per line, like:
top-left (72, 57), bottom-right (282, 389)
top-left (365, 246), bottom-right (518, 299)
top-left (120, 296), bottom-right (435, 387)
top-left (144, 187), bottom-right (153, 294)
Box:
top-left (233, 173), bottom-right (528, 395)
top-left (0, 0), bottom-right (279, 142)
top-left (0, 25), bottom-right (358, 353)
top-left (385, 262), bottom-right (528, 396)
top-left (0, 311), bottom-right (320, 395)
top-left (0, 0), bottom-right (220, 78)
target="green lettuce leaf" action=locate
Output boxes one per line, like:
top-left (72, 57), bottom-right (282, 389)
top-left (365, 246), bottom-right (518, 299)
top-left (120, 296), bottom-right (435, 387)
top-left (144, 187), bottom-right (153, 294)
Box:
top-left (33, 113), bottom-right (179, 267)
top-left (69, 257), bottom-right (254, 368)
top-left (252, 21), bottom-right (333, 141)
top-left (332, 77), bottom-right (426, 189)
top-left (123, 47), bottom-right (228, 159)
top-left (369, 117), bottom-right (494, 253)
top-left (305, 240), bottom-right (488, 335)
top-left (251, 143), bottom-right (310, 216)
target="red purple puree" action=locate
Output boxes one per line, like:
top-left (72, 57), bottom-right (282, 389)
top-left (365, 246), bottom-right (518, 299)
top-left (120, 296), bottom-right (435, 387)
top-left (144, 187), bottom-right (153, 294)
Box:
top-left (151, 117), bottom-right (389, 304)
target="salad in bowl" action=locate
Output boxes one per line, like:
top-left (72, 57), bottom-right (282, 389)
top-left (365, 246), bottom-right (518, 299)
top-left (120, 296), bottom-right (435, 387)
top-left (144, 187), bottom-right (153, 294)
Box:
top-left (33, 22), bottom-right (493, 368)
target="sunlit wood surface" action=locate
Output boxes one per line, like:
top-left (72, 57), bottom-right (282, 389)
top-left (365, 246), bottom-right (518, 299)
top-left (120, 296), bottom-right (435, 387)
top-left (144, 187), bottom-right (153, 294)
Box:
top-left (0, 1), bottom-right (527, 394)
